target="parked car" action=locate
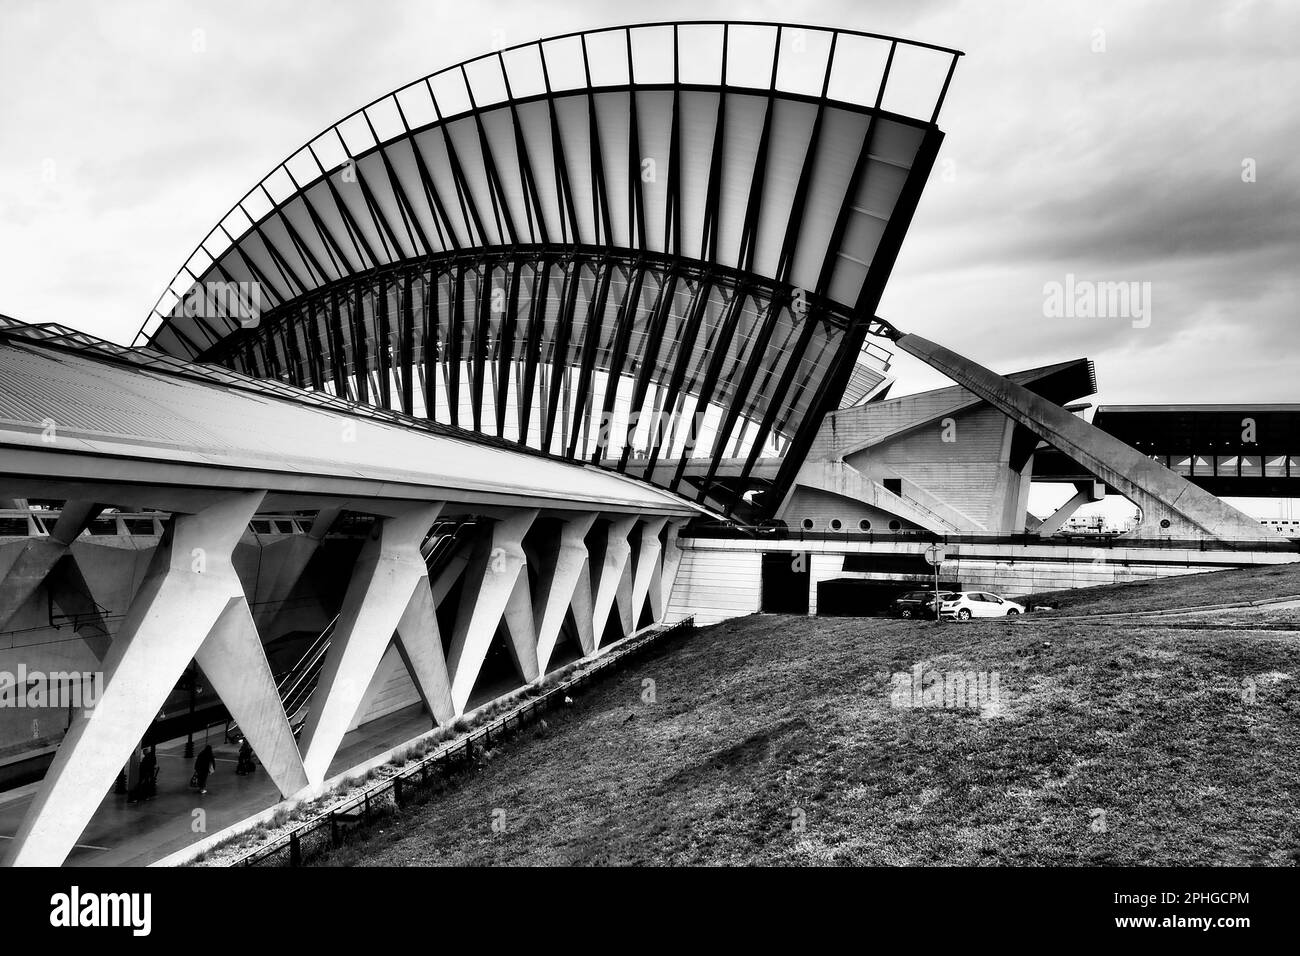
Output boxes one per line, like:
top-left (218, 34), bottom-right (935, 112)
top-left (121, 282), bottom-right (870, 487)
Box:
top-left (939, 591), bottom-right (1025, 620)
top-left (892, 590), bottom-right (956, 619)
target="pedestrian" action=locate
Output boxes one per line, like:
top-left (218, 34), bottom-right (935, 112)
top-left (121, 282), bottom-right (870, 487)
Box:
top-left (139, 746), bottom-right (157, 800)
top-left (193, 743), bottom-right (216, 794)
top-left (236, 738), bottom-right (255, 775)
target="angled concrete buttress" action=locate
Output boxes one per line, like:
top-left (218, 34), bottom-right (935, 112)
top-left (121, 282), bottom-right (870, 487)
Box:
top-left (591, 515), bottom-right (637, 648)
top-left (648, 519), bottom-right (689, 621)
top-left (531, 513), bottom-right (598, 673)
top-left (629, 517), bottom-right (668, 630)
top-left (895, 333), bottom-right (1279, 541)
top-left (299, 502), bottom-right (451, 784)
top-left (4, 491), bottom-right (312, 867)
top-left (445, 509), bottom-right (539, 715)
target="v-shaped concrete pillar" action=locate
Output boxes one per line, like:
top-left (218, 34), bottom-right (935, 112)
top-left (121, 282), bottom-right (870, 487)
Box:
top-left (299, 503), bottom-right (448, 784)
top-left (591, 515), bottom-right (637, 649)
top-left (195, 599), bottom-right (309, 798)
top-left (629, 517), bottom-right (668, 631)
top-left (649, 519), bottom-right (689, 621)
top-left (4, 492), bottom-right (308, 867)
top-left (531, 513), bottom-right (597, 673)
top-left (445, 509), bottom-right (538, 714)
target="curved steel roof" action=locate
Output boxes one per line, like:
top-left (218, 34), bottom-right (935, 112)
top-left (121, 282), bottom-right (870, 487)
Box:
top-left (136, 21), bottom-right (961, 520)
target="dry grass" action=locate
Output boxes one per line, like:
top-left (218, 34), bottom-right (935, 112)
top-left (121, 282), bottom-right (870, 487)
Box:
top-left (320, 578), bottom-right (1300, 866)
top-left (1025, 561), bottom-right (1300, 614)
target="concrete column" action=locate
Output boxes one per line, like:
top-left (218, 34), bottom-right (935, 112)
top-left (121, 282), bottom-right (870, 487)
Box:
top-left (501, 569), bottom-right (539, 683)
top-left (299, 503), bottom-right (445, 784)
top-left (1036, 481), bottom-right (1104, 537)
top-left (532, 513), bottom-right (597, 673)
top-left (629, 517), bottom-right (668, 631)
top-left (569, 551), bottom-right (596, 656)
top-left (649, 519), bottom-right (689, 622)
top-left (194, 599), bottom-right (309, 798)
top-left (591, 516), bottom-right (636, 649)
top-left (4, 492), bottom-right (265, 867)
top-left (392, 582), bottom-right (455, 725)
top-left (445, 509), bottom-right (538, 714)
top-left (613, 559), bottom-right (635, 638)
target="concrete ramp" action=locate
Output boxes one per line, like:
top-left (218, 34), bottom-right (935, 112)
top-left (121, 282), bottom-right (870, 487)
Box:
top-left (895, 333), bottom-right (1277, 542)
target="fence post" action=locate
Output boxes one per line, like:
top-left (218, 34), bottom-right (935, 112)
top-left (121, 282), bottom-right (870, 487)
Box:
top-left (289, 830), bottom-right (301, 867)
top-left (364, 791), bottom-right (370, 820)
top-left (394, 776), bottom-right (404, 808)
top-left (329, 810), bottom-right (339, 848)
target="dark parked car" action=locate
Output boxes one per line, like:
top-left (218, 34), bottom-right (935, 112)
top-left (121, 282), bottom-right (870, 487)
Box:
top-left (892, 590), bottom-right (955, 619)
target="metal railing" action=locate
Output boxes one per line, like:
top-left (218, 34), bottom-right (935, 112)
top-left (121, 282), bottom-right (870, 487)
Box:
top-left (685, 523), bottom-right (1300, 553)
top-left (233, 616), bottom-right (695, 867)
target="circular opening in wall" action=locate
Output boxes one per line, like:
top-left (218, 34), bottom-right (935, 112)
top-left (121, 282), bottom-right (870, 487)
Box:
top-left (1160, 518), bottom-right (1172, 529)
top-left (801, 518), bottom-right (815, 531)
top-left (858, 519), bottom-right (872, 531)
top-left (829, 518), bottom-right (843, 532)
top-left (888, 520), bottom-right (902, 531)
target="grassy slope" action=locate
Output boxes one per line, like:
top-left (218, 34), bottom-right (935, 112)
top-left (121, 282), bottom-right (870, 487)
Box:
top-left (1025, 560), bottom-right (1300, 614)
top-left (331, 580), bottom-right (1300, 867)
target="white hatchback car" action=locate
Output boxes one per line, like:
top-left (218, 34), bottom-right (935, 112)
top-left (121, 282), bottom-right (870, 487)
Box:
top-left (939, 591), bottom-right (1025, 620)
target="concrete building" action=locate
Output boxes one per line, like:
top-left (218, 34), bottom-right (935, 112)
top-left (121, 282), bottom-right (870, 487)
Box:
top-left (0, 20), bottom-right (1293, 866)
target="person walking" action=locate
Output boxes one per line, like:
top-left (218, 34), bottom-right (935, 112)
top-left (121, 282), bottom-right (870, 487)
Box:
top-left (193, 743), bottom-right (216, 794)
top-left (138, 746), bottom-right (157, 800)
top-left (235, 738), bottom-right (255, 775)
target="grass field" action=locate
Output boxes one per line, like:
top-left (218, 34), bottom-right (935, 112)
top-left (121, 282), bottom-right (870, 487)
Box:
top-left (325, 566), bottom-right (1300, 867)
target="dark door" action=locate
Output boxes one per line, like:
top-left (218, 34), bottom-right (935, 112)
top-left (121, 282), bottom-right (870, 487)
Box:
top-left (761, 551), bottom-right (809, 614)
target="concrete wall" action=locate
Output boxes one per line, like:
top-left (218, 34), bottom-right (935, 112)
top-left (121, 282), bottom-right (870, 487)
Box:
top-left (665, 547), bottom-right (762, 625)
top-left (779, 487), bottom-right (913, 533)
top-left (668, 536), bottom-right (1300, 625)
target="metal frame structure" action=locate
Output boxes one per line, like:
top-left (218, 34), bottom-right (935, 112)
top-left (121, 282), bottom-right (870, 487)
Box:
top-left (135, 22), bottom-right (961, 521)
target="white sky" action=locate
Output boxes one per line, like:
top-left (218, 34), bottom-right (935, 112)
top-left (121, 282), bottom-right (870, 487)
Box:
top-left (1, 0), bottom-right (1296, 416)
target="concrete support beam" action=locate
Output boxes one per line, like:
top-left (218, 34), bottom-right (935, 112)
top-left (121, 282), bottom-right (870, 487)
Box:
top-left (4, 492), bottom-right (267, 867)
top-left (299, 503), bottom-right (445, 784)
top-left (1037, 481), bottom-right (1105, 537)
top-left (445, 509), bottom-right (538, 714)
top-left (896, 333), bottom-right (1279, 541)
top-left (392, 582), bottom-right (455, 725)
top-left (591, 516), bottom-right (636, 649)
top-left (194, 600), bottom-right (309, 798)
top-left (629, 517), bottom-right (668, 630)
top-left (570, 551), bottom-right (596, 657)
top-left (649, 519), bottom-right (689, 622)
top-left (532, 513), bottom-right (598, 673)
top-left (0, 500), bottom-right (101, 632)
top-left (614, 559), bottom-right (635, 637)
top-left (501, 570), bottom-right (539, 683)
